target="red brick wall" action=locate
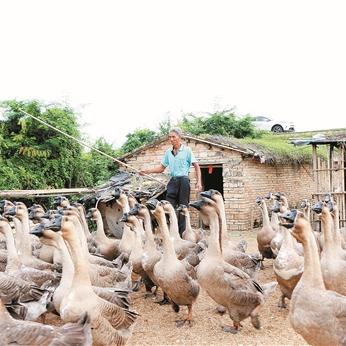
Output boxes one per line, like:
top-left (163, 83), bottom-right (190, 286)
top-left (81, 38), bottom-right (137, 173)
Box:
top-left (121, 138), bottom-right (315, 232)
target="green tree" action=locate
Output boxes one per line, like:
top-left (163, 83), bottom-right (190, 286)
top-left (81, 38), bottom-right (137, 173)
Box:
top-left (121, 128), bottom-right (157, 153)
top-left (0, 99), bottom-right (82, 189)
top-left (178, 109), bottom-right (261, 138)
top-left (80, 138), bottom-right (121, 186)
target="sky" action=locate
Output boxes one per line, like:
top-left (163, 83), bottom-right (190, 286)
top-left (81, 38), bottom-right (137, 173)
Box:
top-left (0, 0), bottom-right (345, 148)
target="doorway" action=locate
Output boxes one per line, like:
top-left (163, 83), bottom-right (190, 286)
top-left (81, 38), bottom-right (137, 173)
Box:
top-left (201, 165), bottom-right (223, 197)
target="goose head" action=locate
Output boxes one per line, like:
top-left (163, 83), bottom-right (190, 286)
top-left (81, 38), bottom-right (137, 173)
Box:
top-left (146, 198), bottom-right (159, 211)
top-left (200, 189), bottom-right (223, 202)
top-left (0, 200), bottom-right (14, 214)
top-left (145, 199), bottom-right (165, 220)
top-left (160, 200), bottom-right (174, 214)
top-left (53, 196), bottom-right (70, 208)
top-left (129, 203), bottom-right (149, 220)
top-left (189, 197), bottom-right (219, 226)
top-left (3, 202), bottom-right (27, 221)
top-left (42, 214), bottom-right (63, 232)
top-left (255, 196), bottom-right (264, 208)
top-left (113, 188), bottom-right (128, 209)
top-left (86, 208), bottom-right (100, 221)
top-left (30, 222), bottom-right (46, 237)
top-left (128, 203), bottom-right (142, 216)
top-left (311, 200), bottom-right (333, 214)
top-left (280, 209), bottom-right (310, 243)
top-left (28, 204), bottom-right (45, 221)
top-left (112, 187), bottom-right (121, 200)
top-left (119, 212), bottom-right (140, 230)
top-left (300, 199), bottom-right (310, 209)
top-left (176, 204), bottom-right (188, 216)
top-left (265, 192), bottom-right (273, 200)
top-left (271, 199), bottom-right (281, 213)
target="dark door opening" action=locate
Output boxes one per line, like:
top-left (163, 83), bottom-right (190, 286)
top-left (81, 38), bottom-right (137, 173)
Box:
top-left (201, 165), bottom-right (223, 197)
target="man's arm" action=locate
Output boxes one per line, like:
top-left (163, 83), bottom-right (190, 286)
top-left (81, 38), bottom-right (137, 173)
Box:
top-left (139, 164), bottom-right (166, 176)
top-left (193, 162), bottom-right (202, 192)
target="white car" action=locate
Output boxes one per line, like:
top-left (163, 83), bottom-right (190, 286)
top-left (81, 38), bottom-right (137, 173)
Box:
top-left (252, 116), bottom-right (295, 133)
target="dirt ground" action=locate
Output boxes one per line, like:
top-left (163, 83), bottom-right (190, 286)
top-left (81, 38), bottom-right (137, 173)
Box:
top-left (44, 230), bottom-right (307, 345)
top-left (128, 230), bottom-right (307, 346)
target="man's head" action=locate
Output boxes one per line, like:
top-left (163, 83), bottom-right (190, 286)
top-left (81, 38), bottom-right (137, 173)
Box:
top-left (169, 127), bottom-right (183, 147)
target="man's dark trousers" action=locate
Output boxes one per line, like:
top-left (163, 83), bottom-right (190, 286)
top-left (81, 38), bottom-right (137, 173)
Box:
top-left (166, 176), bottom-right (190, 236)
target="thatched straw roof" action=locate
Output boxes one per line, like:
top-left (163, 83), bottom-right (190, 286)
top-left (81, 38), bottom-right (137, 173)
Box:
top-left (81, 171), bottom-right (168, 204)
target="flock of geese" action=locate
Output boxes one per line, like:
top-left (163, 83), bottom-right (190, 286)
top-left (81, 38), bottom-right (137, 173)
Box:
top-left (256, 192), bottom-right (346, 345)
top-left (0, 188), bottom-right (346, 345)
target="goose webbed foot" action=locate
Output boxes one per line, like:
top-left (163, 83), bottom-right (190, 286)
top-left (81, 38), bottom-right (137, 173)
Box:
top-left (222, 325), bottom-right (239, 334)
top-left (222, 322), bottom-right (242, 334)
top-left (175, 318), bottom-right (192, 327)
top-left (175, 304), bottom-right (193, 327)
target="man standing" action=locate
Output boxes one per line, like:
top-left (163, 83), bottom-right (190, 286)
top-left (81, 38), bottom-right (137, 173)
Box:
top-left (139, 128), bottom-right (202, 235)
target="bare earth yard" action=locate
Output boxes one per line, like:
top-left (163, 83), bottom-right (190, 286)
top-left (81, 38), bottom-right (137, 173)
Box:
top-left (128, 230), bottom-right (307, 346)
top-left (45, 230), bottom-right (307, 345)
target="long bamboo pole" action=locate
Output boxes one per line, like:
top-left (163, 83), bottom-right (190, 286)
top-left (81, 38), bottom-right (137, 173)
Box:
top-left (19, 108), bottom-right (166, 186)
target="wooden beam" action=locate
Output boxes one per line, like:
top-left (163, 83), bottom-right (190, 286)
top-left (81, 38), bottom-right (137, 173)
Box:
top-left (0, 188), bottom-right (95, 199)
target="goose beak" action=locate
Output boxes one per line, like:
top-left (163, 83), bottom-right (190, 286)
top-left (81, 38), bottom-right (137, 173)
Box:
top-left (200, 190), bottom-right (212, 199)
top-left (300, 201), bottom-right (307, 208)
top-left (119, 213), bottom-right (129, 223)
top-left (146, 199), bottom-right (159, 210)
top-left (30, 223), bottom-right (45, 237)
top-left (189, 200), bottom-right (204, 211)
top-left (128, 204), bottom-right (141, 216)
top-left (176, 204), bottom-right (186, 212)
top-left (311, 201), bottom-right (323, 214)
top-left (274, 192), bottom-right (281, 200)
top-left (44, 215), bottom-right (62, 231)
top-left (4, 206), bottom-right (16, 216)
top-left (112, 188), bottom-right (121, 200)
top-left (85, 209), bottom-right (94, 219)
top-left (278, 209), bottom-right (298, 228)
top-left (53, 196), bottom-right (62, 207)
top-left (265, 192), bottom-right (272, 200)
top-left (255, 197), bottom-right (262, 205)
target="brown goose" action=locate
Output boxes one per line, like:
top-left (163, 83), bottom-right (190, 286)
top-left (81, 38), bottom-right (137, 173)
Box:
top-left (273, 226), bottom-right (303, 308)
top-left (0, 217), bottom-right (58, 287)
top-left (312, 200), bottom-right (346, 295)
top-left (190, 197), bottom-right (276, 333)
top-left (4, 203), bottom-right (58, 271)
top-left (44, 215), bottom-right (138, 346)
top-left (177, 204), bottom-right (204, 243)
top-left (0, 298), bottom-right (92, 346)
top-left (87, 208), bottom-right (120, 260)
top-left (200, 190), bottom-right (247, 253)
top-left (199, 191), bottom-right (261, 278)
top-left (160, 200), bottom-right (196, 259)
top-left (113, 188), bottom-right (136, 258)
top-left (280, 209), bottom-right (346, 346)
top-left (256, 197), bottom-right (276, 260)
top-left (147, 199), bottom-right (200, 327)
top-left (120, 212), bottom-right (155, 295)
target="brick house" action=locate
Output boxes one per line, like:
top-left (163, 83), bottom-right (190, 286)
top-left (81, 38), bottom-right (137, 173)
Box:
top-left (118, 134), bottom-right (315, 232)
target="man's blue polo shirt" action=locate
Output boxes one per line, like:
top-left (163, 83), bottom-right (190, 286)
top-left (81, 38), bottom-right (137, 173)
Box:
top-left (161, 144), bottom-right (197, 177)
